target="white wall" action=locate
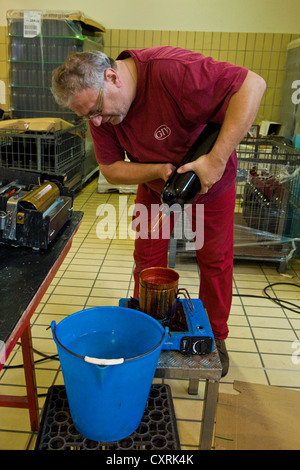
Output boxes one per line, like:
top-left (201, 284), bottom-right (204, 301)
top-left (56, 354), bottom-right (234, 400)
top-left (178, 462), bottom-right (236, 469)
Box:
top-left (1, 0), bottom-right (300, 33)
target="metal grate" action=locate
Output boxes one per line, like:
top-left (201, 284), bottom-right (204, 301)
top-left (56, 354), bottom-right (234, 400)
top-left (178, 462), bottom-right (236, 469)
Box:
top-left (0, 122), bottom-right (86, 188)
top-left (35, 384), bottom-right (180, 450)
top-left (168, 137), bottom-right (300, 271)
top-left (235, 137), bottom-right (300, 240)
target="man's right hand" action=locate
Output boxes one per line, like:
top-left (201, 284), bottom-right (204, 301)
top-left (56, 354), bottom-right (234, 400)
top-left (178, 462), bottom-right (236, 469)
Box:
top-left (159, 163), bottom-right (176, 182)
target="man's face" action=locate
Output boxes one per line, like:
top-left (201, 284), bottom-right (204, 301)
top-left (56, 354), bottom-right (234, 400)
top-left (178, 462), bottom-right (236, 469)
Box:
top-left (69, 70), bottom-right (133, 127)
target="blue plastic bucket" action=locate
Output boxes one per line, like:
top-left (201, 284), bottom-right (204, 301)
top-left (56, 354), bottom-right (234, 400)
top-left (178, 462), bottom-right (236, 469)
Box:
top-left (51, 306), bottom-right (167, 442)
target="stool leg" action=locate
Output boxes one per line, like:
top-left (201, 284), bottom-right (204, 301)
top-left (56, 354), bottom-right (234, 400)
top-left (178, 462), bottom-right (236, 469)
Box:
top-left (188, 378), bottom-right (199, 395)
top-left (199, 379), bottom-right (219, 450)
top-left (21, 325), bottom-right (39, 431)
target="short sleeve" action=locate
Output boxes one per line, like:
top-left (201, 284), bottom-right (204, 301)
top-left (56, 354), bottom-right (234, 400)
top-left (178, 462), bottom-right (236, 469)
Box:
top-left (180, 57), bottom-right (248, 124)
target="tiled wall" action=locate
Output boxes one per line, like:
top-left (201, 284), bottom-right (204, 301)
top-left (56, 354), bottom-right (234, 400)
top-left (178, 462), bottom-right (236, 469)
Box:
top-left (103, 30), bottom-right (299, 123)
top-left (0, 25), bottom-right (299, 123)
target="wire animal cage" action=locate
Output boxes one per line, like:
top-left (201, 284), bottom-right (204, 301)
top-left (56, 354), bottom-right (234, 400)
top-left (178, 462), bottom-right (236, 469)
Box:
top-left (0, 121), bottom-right (86, 189)
top-left (168, 137), bottom-right (300, 273)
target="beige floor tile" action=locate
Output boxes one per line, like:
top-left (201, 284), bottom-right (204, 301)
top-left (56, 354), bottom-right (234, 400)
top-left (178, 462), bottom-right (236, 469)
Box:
top-left (228, 325), bottom-right (254, 339)
top-left (0, 431), bottom-right (33, 451)
top-left (41, 303), bottom-right (84, 315)
top-left (31, 324), bottom-right (53, 339)
top-left (85, 297), bottom-right (120, 307)
top-left (241, 296), bottom-right (283, 307)
top-left (46, 294), bottom-right (87, 306)
top-left (244, 305), bottom-right (285, 317)
top-left (97, 272), bottom-right (132, 281)
top-left (0, 406), bottom-right (33, 432)
top-left (52, 285), bottom-right (92, 297)
top-left (228, 314), bottom-right (249, 326)
top-left (65, 264), bottom-right (100, 273)
top-left (173, 397), bottom-right (204, 420)
top-left (229, 304), bottom-right (245, 314)
top-left (235, 280), bottom-right (267, 289)
top-left (68, 257), bottom-right (104, 266)
top-left (57, 278), bottom-right (95, 288)
top-left (266, 369), bottom-right (300, 387)
top-left (224, 364), bottom-right (269, 385)
top-left (97, 268), bottom-right (133, 277)
top-left (261, 353), bottom-right (299, 370)
top-left (256, 339), bottom-right (295, 354)
top-left (234, 273), bottom-right (266, 282)
top-left (247, 316), bottom-right (292, 329)
top-left (227, 337), bottom-right (258, 352)
top-left (251, 326), bottom-right (297, 341)
top-left (60, 270), bottom-right (98, 280)
top-left (93, 280), bottom-right (129, 290)
top-left (90, 288), bottom-right (128, 298)
top-left (228, 351), bottom-right (263, 368)
top-left (32, 337), bottom-right (58, 356)
top-left (289, 318), bottom-right (300, 329)
top-left (176, 420), bottom-right (201, 449)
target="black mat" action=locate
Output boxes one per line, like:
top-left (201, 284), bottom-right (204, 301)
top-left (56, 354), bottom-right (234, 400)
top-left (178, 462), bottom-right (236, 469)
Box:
top-left (35, 384), bottom-right (180, 450)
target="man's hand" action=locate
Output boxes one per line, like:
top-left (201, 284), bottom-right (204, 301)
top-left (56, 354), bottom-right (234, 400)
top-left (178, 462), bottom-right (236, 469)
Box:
top-left (159, 163), bottom-right (177, 182)
top-left (176, 153), bottom-right (226, 194)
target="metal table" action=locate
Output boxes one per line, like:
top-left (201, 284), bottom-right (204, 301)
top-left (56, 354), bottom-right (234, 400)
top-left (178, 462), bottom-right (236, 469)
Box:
top-left (156, 345), bottom-right (222, 450)
top-left (0, 211), bottom-right (83, 431)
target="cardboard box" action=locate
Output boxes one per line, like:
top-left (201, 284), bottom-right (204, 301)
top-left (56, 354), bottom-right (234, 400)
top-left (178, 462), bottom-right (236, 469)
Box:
top-left (215, 381), bottom-right (300, 450)
top-left (259, 120), bottom-right (282, 137)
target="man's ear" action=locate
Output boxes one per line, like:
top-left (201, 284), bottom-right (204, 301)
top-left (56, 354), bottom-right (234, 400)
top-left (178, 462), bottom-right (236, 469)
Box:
top-left (104, 68), bottom-right (121, 87)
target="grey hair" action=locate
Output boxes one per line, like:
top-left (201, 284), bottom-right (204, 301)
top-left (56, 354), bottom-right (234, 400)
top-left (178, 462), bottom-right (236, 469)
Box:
top-left (51, 51), bottom-right (116, 107)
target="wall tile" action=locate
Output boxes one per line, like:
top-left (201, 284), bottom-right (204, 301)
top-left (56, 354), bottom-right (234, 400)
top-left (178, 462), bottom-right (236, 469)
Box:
top-left (186, 31), bottom-right (196, 50)
top-left (237, 33), bottom-right (247, 50)
top-left (203, 31), bottom-right (212, 50)
top-left (153, 30), bottom-right (162, 47)
top-left (211, 32), bottom-right (221, 50)
top-left (228, 32), bottom-right (238, 51)
top-left (177, 31), bottom-right (187, 48)
top-left (194, 31), bottom-right (204, 50)
top-left (254, 33), bottom-right (265, 51)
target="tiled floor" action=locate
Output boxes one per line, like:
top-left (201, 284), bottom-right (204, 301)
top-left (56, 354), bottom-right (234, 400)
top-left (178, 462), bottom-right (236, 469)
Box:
top-left (0, 177), bottom-right (299, 450)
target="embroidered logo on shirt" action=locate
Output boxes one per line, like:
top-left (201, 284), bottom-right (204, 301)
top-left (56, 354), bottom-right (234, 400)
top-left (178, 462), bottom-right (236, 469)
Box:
top-left (154, 125), bottom-right (171, 140)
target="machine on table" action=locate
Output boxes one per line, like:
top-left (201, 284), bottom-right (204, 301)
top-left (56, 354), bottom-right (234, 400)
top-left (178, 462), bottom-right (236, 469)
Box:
top-left (0, 168), bottom-right (73, 250)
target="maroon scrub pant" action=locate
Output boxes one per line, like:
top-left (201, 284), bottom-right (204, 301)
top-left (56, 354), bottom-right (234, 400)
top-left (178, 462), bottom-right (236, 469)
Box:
top-left (132, 183), bottom-right (236, 340)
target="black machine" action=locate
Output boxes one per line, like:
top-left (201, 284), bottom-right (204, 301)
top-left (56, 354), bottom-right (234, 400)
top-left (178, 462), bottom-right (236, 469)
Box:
top-left (0, 168), bottom-right (73, 250)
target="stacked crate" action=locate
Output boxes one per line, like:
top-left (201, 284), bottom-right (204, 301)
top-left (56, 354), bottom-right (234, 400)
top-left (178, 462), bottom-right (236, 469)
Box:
top-left (7, 10), bottom-right (105, 122)
top-left (6, 10), bottom-right (105, 184)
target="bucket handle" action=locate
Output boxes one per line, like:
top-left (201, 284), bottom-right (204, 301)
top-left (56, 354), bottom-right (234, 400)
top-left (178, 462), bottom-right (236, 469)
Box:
top-left (52, 323), bottom-right (168, 365)
top-left (177, 288), bottom-right (194, 311)
top-left (84, 357), bottom-right (124, 366)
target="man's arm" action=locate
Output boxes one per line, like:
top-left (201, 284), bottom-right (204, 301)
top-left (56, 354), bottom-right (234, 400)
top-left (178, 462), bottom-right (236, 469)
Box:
top-left (99, 160), bottom-right (176, 185)
top-left (177, 70), bottom-right (266, 194)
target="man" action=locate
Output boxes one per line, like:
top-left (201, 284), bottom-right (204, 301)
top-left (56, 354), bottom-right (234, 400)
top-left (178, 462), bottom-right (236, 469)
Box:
top-left (52, 47), bottom-right (266, 377)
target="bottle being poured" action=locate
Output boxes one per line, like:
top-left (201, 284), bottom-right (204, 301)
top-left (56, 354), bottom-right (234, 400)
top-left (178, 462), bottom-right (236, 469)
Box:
top-left (149, 123), bottom-right (221, 239)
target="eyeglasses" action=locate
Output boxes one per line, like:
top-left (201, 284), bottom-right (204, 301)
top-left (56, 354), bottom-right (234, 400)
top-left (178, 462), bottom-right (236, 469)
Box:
top-left (81, 86), bottom-right (104, 121)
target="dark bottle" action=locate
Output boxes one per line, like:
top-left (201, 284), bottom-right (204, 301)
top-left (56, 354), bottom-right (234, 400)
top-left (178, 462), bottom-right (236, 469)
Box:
top-left (161, 122), bottom-right (221, 207)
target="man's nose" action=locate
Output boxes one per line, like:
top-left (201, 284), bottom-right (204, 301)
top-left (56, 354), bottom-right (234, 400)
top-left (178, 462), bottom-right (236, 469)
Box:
top-left (90, 115), bottom-right (103, 126)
